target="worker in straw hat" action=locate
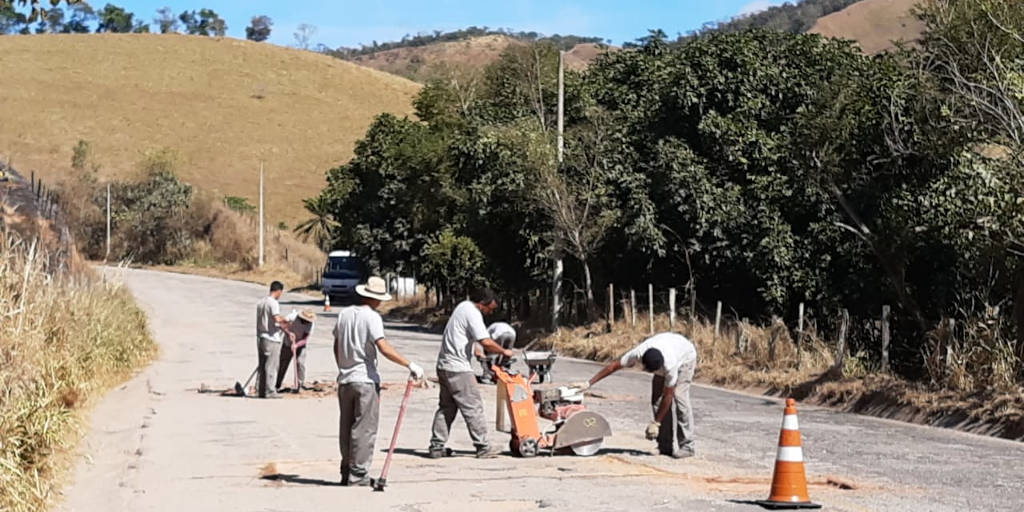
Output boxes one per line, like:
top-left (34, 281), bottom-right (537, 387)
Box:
top-left (576, 332), bottom-right (698, 458)
top-left (276, 308), bottom-right (316, 393)
top-left (334, 276), bottom-right (424, 486)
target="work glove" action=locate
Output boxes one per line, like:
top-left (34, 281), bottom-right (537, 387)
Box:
top-left (407, 362), bottom-right (424, 380)
top-left (645, 421), bottom-right (660, 440)
top-left (570, 381), bottom-right (591, 392)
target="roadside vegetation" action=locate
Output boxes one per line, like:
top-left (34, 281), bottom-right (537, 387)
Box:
top-left (56, 144), bottom-right (325, 287)
top-left (314, 0), bottom-right (1024, 433)
top-left (0, 224), bottom-right (155, 511)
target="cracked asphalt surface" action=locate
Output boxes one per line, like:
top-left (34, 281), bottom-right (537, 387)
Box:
top-left (58, 268), bottom-right (1024, 511)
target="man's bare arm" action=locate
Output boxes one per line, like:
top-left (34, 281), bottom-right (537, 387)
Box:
top-left (375, 338), bottom-right (410, 367)
top-left (479, 337), bottom-right (514, 357)
top-left (654, 385), bottom-right (675, 423)
top-left (588, 360), bottom-right (623, 387)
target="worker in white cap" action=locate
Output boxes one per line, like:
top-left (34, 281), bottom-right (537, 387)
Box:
top-left (334, 276), bottom-right (424, 486)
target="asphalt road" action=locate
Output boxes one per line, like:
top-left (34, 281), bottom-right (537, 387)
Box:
top-left (58, 268), bottom-right (1024, 512)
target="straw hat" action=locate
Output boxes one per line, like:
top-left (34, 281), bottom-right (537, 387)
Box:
top-left (298, 309), bottom-right (316, 322)
top-left (356, 276), bottom-right (392, 302)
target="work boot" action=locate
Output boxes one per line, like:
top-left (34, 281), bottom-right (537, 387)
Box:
top-left (671, 445), bottom-right (696, 459)
top-left (346, 476), bottom-right (372, 487)
top-left (264, 392), bottom-right (284, 399)
top-left (475, 446), bottom-right (500, 459)
top-left (428, 447), bottom-right (446, 459)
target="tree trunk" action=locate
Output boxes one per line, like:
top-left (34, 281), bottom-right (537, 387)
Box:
top-left (582, 258), bottom-right (595, 321)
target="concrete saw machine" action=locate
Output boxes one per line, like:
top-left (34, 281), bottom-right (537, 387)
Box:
top-left (492, 362), bottom-right (611, 457)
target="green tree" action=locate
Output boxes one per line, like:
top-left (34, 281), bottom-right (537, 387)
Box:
top-left (153, 6), bottom-right (176, 33)
top-left (294, 195), bottom-right (338, 251)
top-left (61, 1), bottom-right (93, 32)
top-left (245, 14), bottom-right (271, 42)
top-left (0, 0), bottom-right (80, 23)
top-left (95, 3), bottom-right (133, 33)
top-left (421, 228), bottom-right (485, 305)
top-left (178, 8), bottom-right (224, 36)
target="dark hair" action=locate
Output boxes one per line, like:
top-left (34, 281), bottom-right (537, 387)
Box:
top-left (469, 287), bottom-right (497, 305)
top-left (270, 281), bottom-right (284, 292)
top-left (641, 348), bottom-right (664, 372)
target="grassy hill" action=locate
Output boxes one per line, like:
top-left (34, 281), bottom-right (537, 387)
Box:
top-left (808, 0), bottom-right (924, 54)
top-left (344, 34), bottom-right (610, 82)
top-left (0, 33), bottom-right (420, 225)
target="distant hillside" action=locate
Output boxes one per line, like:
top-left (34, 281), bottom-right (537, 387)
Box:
top-left (0, 33), bottom-right (420, 225)
top-left (340, 34), bottom-right (609, 82)
top-left (682, 0), bottom-right (862, 38)
top-left (808, 0), bottom-right (924, 54)
top-left (679, 0), bottom-right (922, 55)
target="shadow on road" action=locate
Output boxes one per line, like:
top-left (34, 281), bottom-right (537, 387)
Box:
top-left (261, 473), bottom-right (340, 487)
top-left (388, 447), bottom-right (485, 458)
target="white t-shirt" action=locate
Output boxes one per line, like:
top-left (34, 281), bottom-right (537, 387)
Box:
top-left (334, 305), bottom-right (386, 385)
top-left (487, 322), bottom-right (516, 347)
top-left (619, 332), bottom-right (697, 387)
top-left (256, 295), bottom-right (283, 343)
top-left (437, 300), bottom-right (490, 373)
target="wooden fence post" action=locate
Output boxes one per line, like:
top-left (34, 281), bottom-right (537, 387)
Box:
top-left (620, 292), bottom-right (629, 329)
top-left (797, 302), bottom-right (805, 370)
top-left (630, 289), bottom-right (637, 328)
top-left (607, 284), bottom-right (614, 333)
top-left (714, 301), bottom-right (722, 342)
top-left (669, 288), bottom-right (677, 330)
top-left (881, 305), bottom-right (891, 373)
top-left (836, 308), bottom-right (850, 369)
top-left (768, 315), bottom-right (780, 362)
top-left (648, 283), bottom-right (654, 334)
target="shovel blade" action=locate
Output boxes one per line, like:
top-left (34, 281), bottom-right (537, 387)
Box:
top-left (234, 382), bottom-right (246, 396)
top-left (371, 478), bottom-right (386, 492)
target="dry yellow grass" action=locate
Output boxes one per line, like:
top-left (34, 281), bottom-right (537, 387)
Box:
top-left (808, 0), bottom-right (925, 54)
top-left (0, 33), bottom-right (420, 225)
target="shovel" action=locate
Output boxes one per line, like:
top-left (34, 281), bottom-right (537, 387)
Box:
top-left (371, 378), bottom-right (415, 492)
top-left (234, 366), bottom-right (258, 397)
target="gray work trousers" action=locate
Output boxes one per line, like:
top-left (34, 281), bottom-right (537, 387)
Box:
top-left (256, 337), bottom-right (282, 398)
top-left (338, 382), bottom-right (380, 479)
top-left (651, 359), bottom-right (696, 455)
top-left (275, 338), bottom-right (307, 390)
top-left (430, 369), bottom-right (489, 450)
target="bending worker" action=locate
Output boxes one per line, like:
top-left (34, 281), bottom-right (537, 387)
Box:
top-left (334, 276), bottom-right (424, 486)
top-left (429, 288), bottom-right (514, 459)
top-left (276, 308), bottom-right (316, 393)
top-left (577, 332), bottom-right (698, 458)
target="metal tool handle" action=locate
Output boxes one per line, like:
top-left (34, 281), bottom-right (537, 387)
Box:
top-left (373, 378), bottom-right (415, 491)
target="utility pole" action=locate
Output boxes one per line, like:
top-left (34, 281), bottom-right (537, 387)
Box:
top-left (551, 50), bottom-right (565, 332)
top-left (258, 162), bottom-right (265, 267)
top-left (105, 183), bottom-right (111, 260)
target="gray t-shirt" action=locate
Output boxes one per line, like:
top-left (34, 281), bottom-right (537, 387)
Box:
top-left (437, 300), bottom-right (490, 373)
top-left (334, 305), bottom-right (386, 385)
top-left (619, 332), bottom-right (697, 387)
top-left (487, 322), bottom-right (516, 348)
top-left (256, 295), bottom-right (283, 343)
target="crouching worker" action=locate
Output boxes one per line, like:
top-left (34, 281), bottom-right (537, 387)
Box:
top-left (334, 276), bottom-right (424, 486)
top-left (276, 308), bottom-right (316, 393)
top-left (577, 332), bottom-right (697, 458)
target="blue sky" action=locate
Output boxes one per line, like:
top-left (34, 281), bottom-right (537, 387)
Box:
top-left (93, 0), bottom-right (788, 48)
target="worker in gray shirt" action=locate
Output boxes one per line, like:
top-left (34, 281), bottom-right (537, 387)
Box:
top-left (429, 288), bottom-right (514, 459)
top-left (255, 281), bottom-right (291, 399)
top-left (334, 276), bottom-right (424, 486)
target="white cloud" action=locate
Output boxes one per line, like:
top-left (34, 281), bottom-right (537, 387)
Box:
top-left (738, 0), bottom-right (784, 17)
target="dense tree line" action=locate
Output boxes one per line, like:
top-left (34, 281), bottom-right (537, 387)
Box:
top-left (0, 1), bottom-right (274, 39)
top-left (323, 26), bottom-right (606, 59)
top-left (307, 0), bottom-right (1024, 387)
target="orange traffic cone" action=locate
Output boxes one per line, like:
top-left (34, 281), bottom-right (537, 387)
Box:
top-left (323, 294), bottom-right (331, 312)
top-left (756, 398), bottom-right (821, 510)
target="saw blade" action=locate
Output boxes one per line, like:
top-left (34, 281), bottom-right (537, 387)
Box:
top-left (570, 438), bottom-right (603, 456)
